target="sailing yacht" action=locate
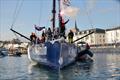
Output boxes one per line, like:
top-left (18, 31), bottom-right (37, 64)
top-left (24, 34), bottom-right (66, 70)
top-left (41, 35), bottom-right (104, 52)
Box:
top-left (27, 0), bottom-right (78, 70)
top-left (10, 0), bottom-right (94, 70)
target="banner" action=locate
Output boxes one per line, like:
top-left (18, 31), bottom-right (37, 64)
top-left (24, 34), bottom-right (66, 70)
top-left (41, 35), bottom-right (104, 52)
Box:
top-left (34, 25), bottom-right (45, 31)
top-left (63, 0), bottom-right (70, 6)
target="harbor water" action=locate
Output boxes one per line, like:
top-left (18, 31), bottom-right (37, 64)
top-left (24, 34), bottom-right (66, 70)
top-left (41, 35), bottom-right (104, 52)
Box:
top-left (0, 53), bottom-right (120, 80)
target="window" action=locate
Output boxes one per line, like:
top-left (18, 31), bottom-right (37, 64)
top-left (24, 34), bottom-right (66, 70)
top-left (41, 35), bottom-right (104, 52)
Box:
top-left (91, 39), bottom-right (94, 43)
top-left (103, 35), bottom-right (104, 37)
top-left (103, 39), bottom-right (105, 42)
top-left (86, 36), bottom-right (88, 40)
top-left (75, 32), bottom-right (77, 35)
top-left (116, 31), bottom-right (118, 37)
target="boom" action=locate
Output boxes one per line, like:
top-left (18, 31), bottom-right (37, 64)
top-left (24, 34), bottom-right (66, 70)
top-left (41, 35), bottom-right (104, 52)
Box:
top-left (10, 28), bottom-right (31, 41)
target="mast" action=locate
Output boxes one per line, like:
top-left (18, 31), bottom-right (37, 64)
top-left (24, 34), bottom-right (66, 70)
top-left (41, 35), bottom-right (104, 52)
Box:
top-left (58, 0), bottom-right (61, 14)
top-left (58, 0), bottom-right (61, 29)
top-left (58, 0), bottom-right (63, 35)
top-left (52, 0), bottom-right (56, 32)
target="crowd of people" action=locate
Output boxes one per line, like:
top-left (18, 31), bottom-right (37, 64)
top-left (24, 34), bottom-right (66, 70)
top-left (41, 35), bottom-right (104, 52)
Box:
top-left (30, 27), bottom-right (58, 44)
top-left (29, 14), bottom-right (76, 44)
top-left (30, 27), bottom-right (74, 44)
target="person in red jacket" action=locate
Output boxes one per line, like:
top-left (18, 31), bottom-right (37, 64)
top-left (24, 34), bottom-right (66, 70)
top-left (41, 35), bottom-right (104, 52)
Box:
top-left (59, 15), bottom-right (69, 38)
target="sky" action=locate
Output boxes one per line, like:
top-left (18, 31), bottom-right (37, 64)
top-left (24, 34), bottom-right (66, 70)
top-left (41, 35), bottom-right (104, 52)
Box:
top-left (0, 0), bottom-right (120, 41)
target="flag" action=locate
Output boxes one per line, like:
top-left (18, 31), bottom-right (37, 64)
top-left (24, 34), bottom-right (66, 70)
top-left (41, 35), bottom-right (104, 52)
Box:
top-left (34, 25), bottom-right (45, 31)
top-left (62, 0), bottom-right (70, 6)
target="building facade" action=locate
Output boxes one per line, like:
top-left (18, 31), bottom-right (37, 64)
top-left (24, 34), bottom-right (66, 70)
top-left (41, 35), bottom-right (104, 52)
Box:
top-left (73, 28), bottom-right (105, 45)
top-left (70, 26), bottom-right (120, 47)
top-left (105, 26), bottom-right (120, 44)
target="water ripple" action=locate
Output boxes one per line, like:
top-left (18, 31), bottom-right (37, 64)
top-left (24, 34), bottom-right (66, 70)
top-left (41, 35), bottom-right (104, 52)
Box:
top-left (0, 53), bottom-right (120, 80)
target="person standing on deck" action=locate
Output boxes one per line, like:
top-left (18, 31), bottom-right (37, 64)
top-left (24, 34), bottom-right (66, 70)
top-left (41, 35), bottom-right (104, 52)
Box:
top-left (59, 15), bottom-right (69, 39)
top-left (41, 31), bottom-right (46, 43)
top-left (53, 27), bottom-right (59, 39)
top-left (30, 32), bottom-right (37, 44)
top-left (47, 28), bottom-right (52, 40)
top-left (68, 30), bottom-right (74, 43)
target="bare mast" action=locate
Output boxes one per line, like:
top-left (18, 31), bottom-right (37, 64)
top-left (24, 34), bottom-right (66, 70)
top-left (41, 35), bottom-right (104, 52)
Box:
top-left (52, 0), bottom-right (56, 32)
top-left (58, 0), bottom-right (61, 30)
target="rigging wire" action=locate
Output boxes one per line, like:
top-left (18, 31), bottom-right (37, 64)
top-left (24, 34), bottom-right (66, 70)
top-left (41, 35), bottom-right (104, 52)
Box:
top-left (13, 31), bottom-right (20, 40)
top-left (45, 1), bottom-right (53, 29)
top-left (11, 0), bottom-right (20, 29)
top-left (10, 0), bottom-right (24, 29)
top-left (84, 1), bottom-right (94, 29)
top-left (38, 0), bottom-right (43, 26)
top-left (10, 0), bottom-right (24, 42)
top-left (35, 0), bottom-right (43, 36)
top-left (86, 10), bottom-right (94, 29)
top-left (0, 0), bottom-right (1, 40)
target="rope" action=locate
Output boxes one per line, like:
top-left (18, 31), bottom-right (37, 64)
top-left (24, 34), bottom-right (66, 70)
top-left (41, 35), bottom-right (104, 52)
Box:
top-left (11, 0), bottom-right (20, 28)
top-left (0, 0), bottom-right (1, 40)
top-left (11, 0), bottom-right (24, 29)
top-left (10, 0), bottom-right (24, 42)
top-left (86, 10), bottom-right (94, 29)
top-left (38, 0), bottom-right (43, 25)
top-left (13, 32), bottom-right (20, 40)
top-left (84, 2), bottom-right (94, 29)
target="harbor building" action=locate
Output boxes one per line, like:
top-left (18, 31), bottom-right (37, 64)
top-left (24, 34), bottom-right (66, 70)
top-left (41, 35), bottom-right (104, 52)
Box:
top-left (105, 26), bottom-right (120, 44)
top-left (73, 28), bottom-right (105, 45)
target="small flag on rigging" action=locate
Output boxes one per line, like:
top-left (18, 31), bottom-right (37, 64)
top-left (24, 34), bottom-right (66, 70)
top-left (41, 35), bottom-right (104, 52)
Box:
top-left (34, 25), bottom-right (45, 31)
top-left (63, 0), bottom-right (70, 6)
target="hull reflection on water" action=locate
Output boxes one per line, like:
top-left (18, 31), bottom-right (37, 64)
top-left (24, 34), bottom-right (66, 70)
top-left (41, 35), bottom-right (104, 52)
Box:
top-left (0, 53), bottom-right (120, 80)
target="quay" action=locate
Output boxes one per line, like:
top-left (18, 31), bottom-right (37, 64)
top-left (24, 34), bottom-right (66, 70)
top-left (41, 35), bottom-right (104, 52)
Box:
top-left (91, 47), bottom-right (120, 53)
